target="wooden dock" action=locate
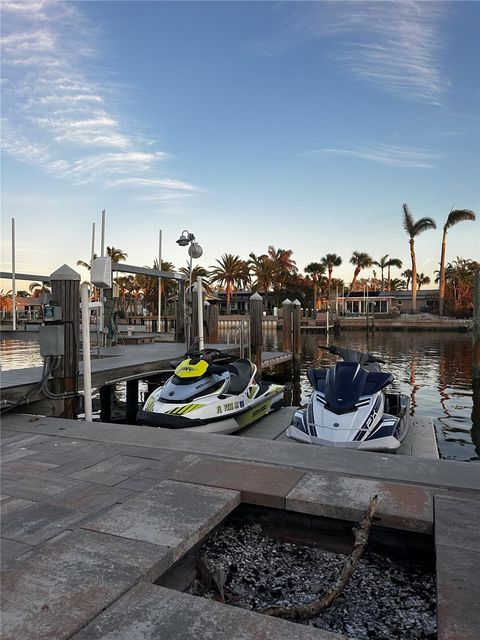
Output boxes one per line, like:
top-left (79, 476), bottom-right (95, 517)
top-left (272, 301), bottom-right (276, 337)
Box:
top-left (0, 342), bottom-right (291, 406)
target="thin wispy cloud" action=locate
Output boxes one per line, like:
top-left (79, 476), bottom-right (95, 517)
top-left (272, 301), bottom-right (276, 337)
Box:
top-left (250, 1), bottom-right (448, 105)
top-left (303, 143), bottom-right (442, 169)
top-left (1, 0), bottom-right (198, 203)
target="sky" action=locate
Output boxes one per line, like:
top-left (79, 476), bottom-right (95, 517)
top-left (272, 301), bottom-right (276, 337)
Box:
top-left (1, 0), bottom-right (479, 292)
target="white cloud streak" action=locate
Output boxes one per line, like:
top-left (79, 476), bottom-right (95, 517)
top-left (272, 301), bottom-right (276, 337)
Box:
top-left (303, 143), bottom-right (442, 168)
top-left (1, 0), bottom-right (198, 203)
top-left (251, 1), bottom-right (448, 105)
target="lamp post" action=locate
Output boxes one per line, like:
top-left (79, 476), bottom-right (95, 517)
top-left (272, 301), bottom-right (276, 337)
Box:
top-left (176, 230), bottom-right (203, 347)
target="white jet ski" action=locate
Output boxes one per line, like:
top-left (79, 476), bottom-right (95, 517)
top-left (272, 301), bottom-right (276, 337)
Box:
top-left (137, 348), bottom-right (284, 434)
top-left (287, 345), bottom-right (410, 452)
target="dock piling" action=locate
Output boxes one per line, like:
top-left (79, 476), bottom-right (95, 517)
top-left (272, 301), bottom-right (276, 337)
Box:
top-left (126, 379), bottom-right (139, 424)
top-left (50, 265), bottom-right (81, 419)
top-left (249, 293), bottom-right (263, 371)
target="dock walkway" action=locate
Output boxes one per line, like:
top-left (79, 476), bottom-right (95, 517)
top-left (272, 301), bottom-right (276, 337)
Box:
top-left (1, 413), bottom-right (478, 640)
top-left (0, 342), bottom-right (291, 405)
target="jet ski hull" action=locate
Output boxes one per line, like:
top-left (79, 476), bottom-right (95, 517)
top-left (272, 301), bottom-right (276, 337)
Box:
top-left (138, 385), bottom-right (284, 434)
top-left (287, 392), bottom-right (411, 453)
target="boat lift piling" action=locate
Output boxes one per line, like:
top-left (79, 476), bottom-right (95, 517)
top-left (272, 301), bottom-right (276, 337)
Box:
top-left (249, 293), bottom-right (263, 372)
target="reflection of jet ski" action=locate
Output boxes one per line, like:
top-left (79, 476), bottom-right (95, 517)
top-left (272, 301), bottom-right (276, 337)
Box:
top-left (137, 348), bottom-right (284, 434)
top-left (287, 345), bottom-right (410, 452)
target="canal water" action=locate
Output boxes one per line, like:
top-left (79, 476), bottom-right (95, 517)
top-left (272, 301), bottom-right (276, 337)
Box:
top-left (1, 330), bottom-right (478, 462)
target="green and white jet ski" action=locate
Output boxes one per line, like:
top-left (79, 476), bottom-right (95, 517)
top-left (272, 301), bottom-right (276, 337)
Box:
top-left (137, 348), bottom-right (285, 434)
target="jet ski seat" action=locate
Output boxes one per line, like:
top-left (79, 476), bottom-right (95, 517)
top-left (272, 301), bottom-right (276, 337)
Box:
top-left (227, 359), bottom-right (255, 395)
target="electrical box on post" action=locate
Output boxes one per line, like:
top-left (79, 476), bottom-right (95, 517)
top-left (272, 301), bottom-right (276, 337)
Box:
top-left (39, 324), bottom-right (65, 357)
top-left (91, 257), bottom-right (112, 288)
top-left (43, 304), bottom-right (62, 322)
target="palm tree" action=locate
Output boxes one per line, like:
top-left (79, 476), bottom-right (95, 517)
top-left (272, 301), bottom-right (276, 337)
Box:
top-left (386, 257), bottom-right (403, 290)
top-left (321, 254), bottom-right (342, 302)
top-left (210, 254), bottom-right (250, 314)
top-left (249, 253), bottom-right (276, 294)
top-left (28, 281), bottom-right (51, 297)
top-left (349, 251), bottom-right (373, 292)
top-left (372, 255), bottom-right (389, 290)
top-left (402, 269), bottom-right (413, 290)
top-left (416, 273), bottom-right (431, 290)
top-left (402, 204), bottom-right (437, 313)
top-left (438, 208), bottom-right (476, 315)
top-left (106, 246), bottom-right (128, 263)
top-left (390, 278), bottom-right (407, 291)
top-left (178, 263), bottom-right (213, 295)
top-left (267, 246), bottom-right (296, 276)
top-left (77, 246), bottom-right (127, 270)
top-left (304, 262), bottom-right (325, 314)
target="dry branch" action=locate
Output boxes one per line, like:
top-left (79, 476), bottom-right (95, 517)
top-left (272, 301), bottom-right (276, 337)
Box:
top-left (263, 494), bottom-right (379, 621)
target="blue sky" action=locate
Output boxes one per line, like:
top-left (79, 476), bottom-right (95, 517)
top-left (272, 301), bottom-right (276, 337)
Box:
top-left (1, 0), bottom-right (479, 289)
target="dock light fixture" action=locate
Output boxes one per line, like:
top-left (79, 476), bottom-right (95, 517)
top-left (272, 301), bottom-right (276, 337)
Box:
top-left (176, 229), bottom-right (203, 347)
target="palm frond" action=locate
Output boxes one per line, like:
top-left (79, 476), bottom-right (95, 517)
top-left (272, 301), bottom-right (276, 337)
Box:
top-left (402, 204), bottom-right (415, 236)
top-left (412, 217), bottom-right (437, 236)
top-left (445, 209), bottom-right (476, 230)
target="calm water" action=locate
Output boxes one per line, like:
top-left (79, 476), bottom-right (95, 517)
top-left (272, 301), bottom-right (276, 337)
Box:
top-left (1, 331), bottom-right (478, 462)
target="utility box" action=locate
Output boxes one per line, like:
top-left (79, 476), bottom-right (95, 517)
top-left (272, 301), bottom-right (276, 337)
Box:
top-left (43, 304), bottom-right (62, 322)
top-left (91, 257), bottom-right (112, 288)
top-left (39, 324), bottom-right (65, 357)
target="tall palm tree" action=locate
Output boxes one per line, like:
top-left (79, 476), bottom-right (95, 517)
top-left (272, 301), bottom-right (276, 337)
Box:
top-left (386, 257), bottom-right (403, 291)
top-left (372, 255), bottom-right (389, 290)
top-left (210, 254), bottom-right (250, 314)
top-left (416, 273), bottom-right (431, 290)
top-left (321, 254), bottom-right (342, 301)
top-left (304, 262), bottom-right (325, 313)
top-left (349, 251), bottom-right (373, 292)
top-left (402, 204), bottom-right (437, 313)
top-left (438, 208), bottom-right (476, 315)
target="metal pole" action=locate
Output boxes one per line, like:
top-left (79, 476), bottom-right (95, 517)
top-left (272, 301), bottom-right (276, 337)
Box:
top-left (90, 222), bottom-right (96, 283)
top-left (11, 218), bottom-right (16, 331)
top-left (197, 276), bottom-right (204, 350)
top-left (99, 209), bottom-right (105, 346)
top-left (158, 229), bottom-right (162, 333)
top-left (186, 250), bottom-right (193, 347)
top-left (80, 282), bottom-right (92, 421)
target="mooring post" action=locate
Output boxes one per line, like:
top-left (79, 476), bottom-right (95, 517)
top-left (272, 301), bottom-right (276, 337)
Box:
top-left (50, 265), bottom-right (81, 419)
top-left (100, 385), bottom-right (112, 422)
top-left (292, 298), bottom-right (302, 380)
top-left (282, 299), bottom-right (292, 352)
top-left (249, 293), bottom-right (263, 372)
top-left (191, 283), bottom-right (198, 348)
top-left (126, 379), bottom-right (139, 424)
top-left (206, 300), bottom-right (219, 343)
top-left (175, 279), bottom-right (185, 343)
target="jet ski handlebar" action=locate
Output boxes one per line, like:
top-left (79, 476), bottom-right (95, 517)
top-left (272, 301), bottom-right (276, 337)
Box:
top-left (319, 345), bottom-right (385, 364)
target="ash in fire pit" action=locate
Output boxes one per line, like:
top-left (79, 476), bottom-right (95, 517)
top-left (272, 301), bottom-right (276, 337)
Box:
top-left (188, 521), bottom-right (436, 640)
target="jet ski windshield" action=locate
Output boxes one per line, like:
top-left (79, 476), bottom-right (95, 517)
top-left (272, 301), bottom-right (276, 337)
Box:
top-left (324, 362), bottom-right (394, 413)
